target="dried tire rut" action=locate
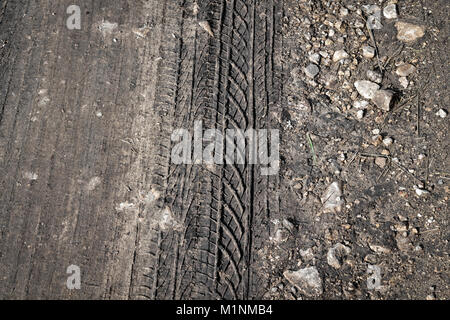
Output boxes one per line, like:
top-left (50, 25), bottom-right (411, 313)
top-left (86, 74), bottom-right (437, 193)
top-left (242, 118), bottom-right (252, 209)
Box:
top-left (129, 0), bottom-right (282, 300)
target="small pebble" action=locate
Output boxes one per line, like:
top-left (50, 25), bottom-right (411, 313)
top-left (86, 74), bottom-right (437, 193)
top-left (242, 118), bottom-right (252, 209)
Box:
top-left (362, 45), bottom-right (375, 59)
top-left (395, 22), bottom-right (425, 43)
top-left (305, 63), bottom-right (320, 78)
top-left (415, 188), bottom-right (430, 196)
top-left (399, 77), bottom-right (409, 88)
top-left (367, 70), bottom-right (383, 84)
top-left (332, 49), bottom-right (349, 62)
top-left (353, 100), bottom-right (369, 109)
top-left (396, 63), bottom-right (417, 77)
top-left (372, 89), bottom-right (394, 111)
top-left (436, 109), bottom-right (448, 118)
top-left (309, 53), bottom-right (321, 64)
top-left (356, 109), bottom-right (365, 119)
top-left (383, 4), bottom-right (398, 19)
top-left (354, 80), bottom-right (380, 99)
top-left (383, 137), bottom-right (394, 147)
top-left (375, 157), bottom-right (387, 168)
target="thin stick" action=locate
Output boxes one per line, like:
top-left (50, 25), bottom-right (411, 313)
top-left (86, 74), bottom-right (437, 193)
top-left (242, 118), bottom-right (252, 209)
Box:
top-left (306, 133), bottom-right (317, 166)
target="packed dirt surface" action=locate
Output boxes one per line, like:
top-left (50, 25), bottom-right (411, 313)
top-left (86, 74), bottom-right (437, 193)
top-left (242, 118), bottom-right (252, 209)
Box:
top-left (0, 0), bottom-right (448, 300)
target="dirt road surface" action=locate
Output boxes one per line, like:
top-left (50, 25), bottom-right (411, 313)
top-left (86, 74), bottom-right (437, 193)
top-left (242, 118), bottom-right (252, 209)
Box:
top-left (0, 0), bottom-right (448, 300)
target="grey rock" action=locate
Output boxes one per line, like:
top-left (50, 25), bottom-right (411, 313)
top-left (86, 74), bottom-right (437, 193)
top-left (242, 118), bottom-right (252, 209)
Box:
top-left (327, 243), bottom-right (351, 269)
top-left (367, 70), bottom-right (383, 84)
top-left (283, 267), bottom-right (323, 297)
top-left (309, 53), bottom-right (321, 65)
top-left (321, 181), bottom-right (344, 213)
top-left (354, 80), bottom-right (380, 99)
top-left (372, 89), bottom-right (394, 111)
top-left (383, 4), bottom-right (398, 19)
top-left (305, 63), bottom-right (320, 78)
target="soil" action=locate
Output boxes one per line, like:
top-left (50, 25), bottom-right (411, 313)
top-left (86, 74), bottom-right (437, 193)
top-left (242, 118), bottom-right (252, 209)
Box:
top-left (0, 0), bottom-right (448, 300)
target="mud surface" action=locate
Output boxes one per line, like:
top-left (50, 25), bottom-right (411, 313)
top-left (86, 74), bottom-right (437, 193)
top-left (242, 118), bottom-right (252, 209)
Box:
top-left (0, 0), bottom-right (448, 299)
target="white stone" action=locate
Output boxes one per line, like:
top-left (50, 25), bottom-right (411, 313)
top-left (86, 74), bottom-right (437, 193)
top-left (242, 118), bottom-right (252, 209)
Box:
top-left (356, 109), bottom-right (365, 119)
top-left (383, 4), bottom-right (398, 19)
top-left (436, 109), bottom-right (448, 118)
top-left (367, 70), bottom-right (383, 83)
top-left (362, 45), bottom-right (375, 59)
top-left (353, 100), bottom-right (369, 109)
top-left (399, 77), bottom-right (409, 88)
top-left (321, 181), bottom-right (344, 213)
top-left (415, 188), bottom-right (430, 196)
top-left (354, 80), bottom-right (380, 99)
top-left (395, 22), bottom-right (425, 43)
top-left (332, 49), bottom-right (349, 62)
top-left (383, 137), bottom-right (394, 147)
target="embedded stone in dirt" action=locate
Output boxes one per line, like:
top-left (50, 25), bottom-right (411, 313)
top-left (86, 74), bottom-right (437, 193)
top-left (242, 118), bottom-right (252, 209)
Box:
top-left (372, 89), bottom-right (394, 111)
top-left (321, 181), bottom-right (344, 213)
top-left (283, 266), bottom-right (323, 297)
top-left (436, 109), bottom-right (448, 118)
top-left (395, 22), bottom-right (425, 42)
top-left (354, 80), bottom-right (380, 99)
top-left (396, 63), bottom-right (417, 77)
top-left (367, 70), bottom-right (383, 84)
top-left (362, 45), bottom-right (375, 59)
top-left (383, 4), bottom-right (398, 19)
top-left (305, 63), bottom-right (320, 78)
top-left (332, 49), bottom-right (349, 62)
top-left (375, 157), bottom-right (387, 168)
top-left (327, 243), bottom-right (351, 269)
